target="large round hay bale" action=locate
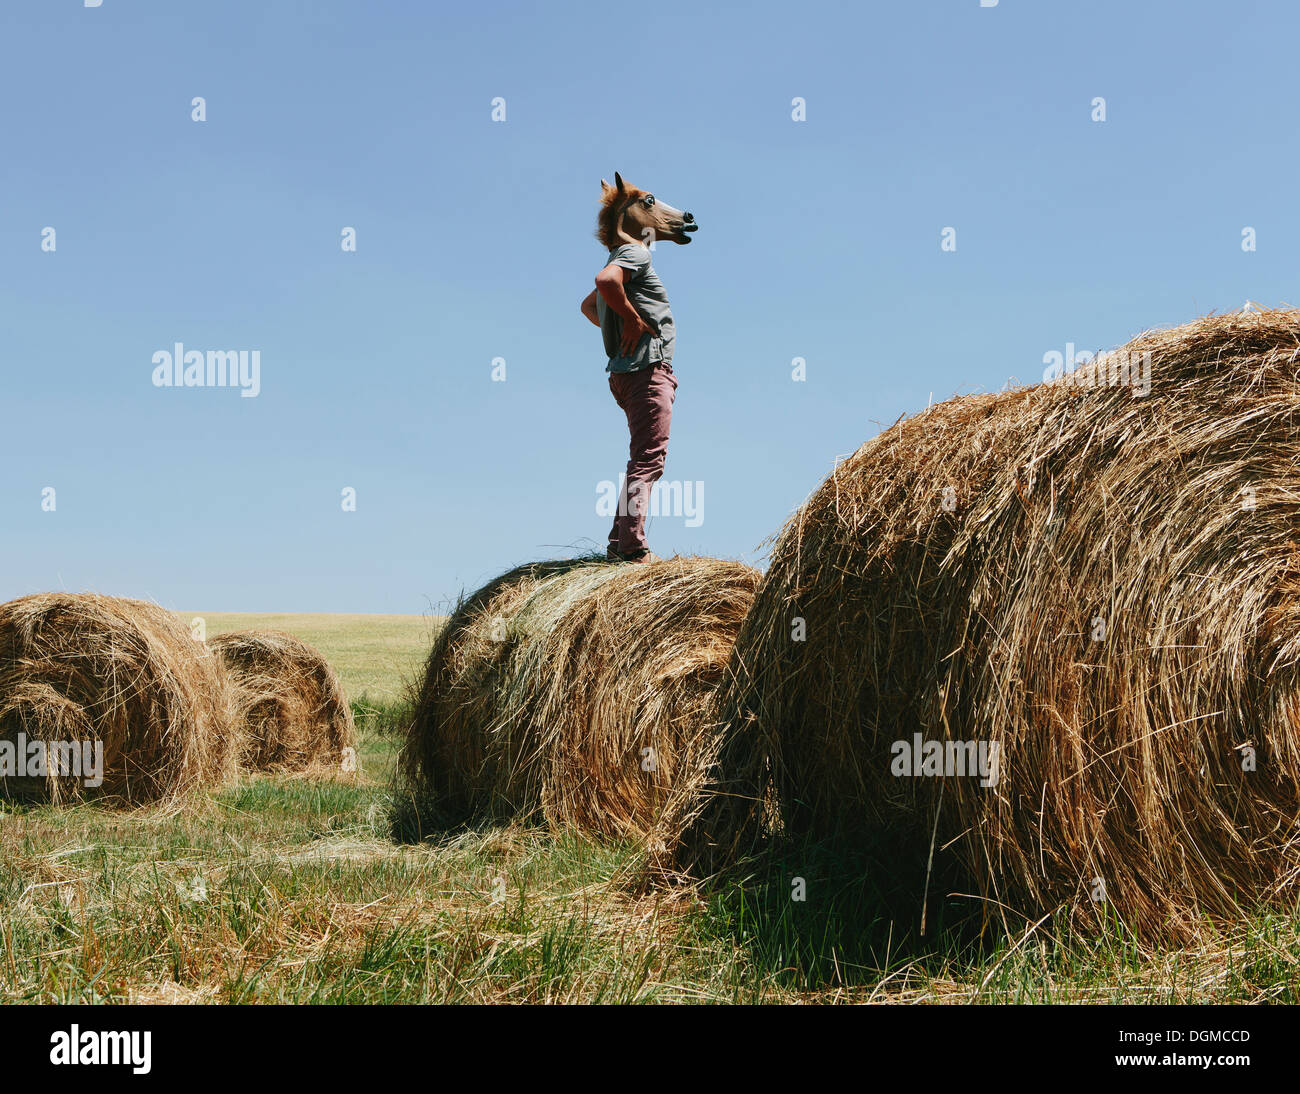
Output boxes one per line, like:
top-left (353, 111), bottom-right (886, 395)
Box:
top-left (0, 593), bottom-right (237, 805)
top-left (724, 310), bottom-right (1300, 940)
top-left (398, 555), bottom-right (761, 865)
top-left (209, 630), bottom-right (357, 776)
top-left (400, 559), bottom-right (625, 823)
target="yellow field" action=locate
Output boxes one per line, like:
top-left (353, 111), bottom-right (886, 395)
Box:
top-left (179, 611), bottom-right (441, 704)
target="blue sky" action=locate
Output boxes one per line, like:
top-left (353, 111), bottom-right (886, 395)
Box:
top-left (0, 0), bottom-right (1292, 613)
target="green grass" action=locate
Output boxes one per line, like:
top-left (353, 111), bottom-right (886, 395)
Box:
top-left (1, 613), bottom-right (1298, 1003)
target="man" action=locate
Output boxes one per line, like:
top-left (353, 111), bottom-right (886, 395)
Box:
top-left (579, 173), bottom-right (697, 562)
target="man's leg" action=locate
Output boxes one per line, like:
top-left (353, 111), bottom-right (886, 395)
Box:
top-left (608, 374), bottom-right (630, 557)
top-left (615, 365), bottom-right (677, 557)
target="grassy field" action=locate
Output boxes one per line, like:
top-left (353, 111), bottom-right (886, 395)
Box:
top-left (186, 611), bottom-right (438, 705)
top-left (1, 613), bottom-right (1297, 1003)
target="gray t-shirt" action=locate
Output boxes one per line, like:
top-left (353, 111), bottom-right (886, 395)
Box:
top-left (596, 243), bottom-right (675, 374)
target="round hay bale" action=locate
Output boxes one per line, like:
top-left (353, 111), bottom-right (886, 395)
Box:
top-left (0, 593), bottom-right (237, 805)
top-left (208, 630), bottom-right (357, 776)
top-left (398, 555), bottom-right (761, 865)
top-left (400, 558), bottom-right (625, 823)
top-left (723, 309), bottom-right (1300, 940)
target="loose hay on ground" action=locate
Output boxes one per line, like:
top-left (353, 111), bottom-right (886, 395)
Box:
top-left (721, 309), bottom-right (1300, 941)
top-left (0, 593), bottom-right (237, 805)
top-left (397, 556), bottom-right (761, 867)
top-left (209, 630), bottom-right (357, 776)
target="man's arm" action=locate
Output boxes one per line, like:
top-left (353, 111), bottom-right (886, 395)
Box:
top-left (595, 263), bottom-right (653, 354)
top-left (580, 289), bottom-right (600, 328)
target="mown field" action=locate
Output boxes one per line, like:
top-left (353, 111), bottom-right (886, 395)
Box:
top-left (0, 613), bottom-right (1297, 1004)
top-left (192, 611), bottom-right (436, 706)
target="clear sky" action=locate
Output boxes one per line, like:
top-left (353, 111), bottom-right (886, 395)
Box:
top-left (1, 0), bottom-right (1292, 613)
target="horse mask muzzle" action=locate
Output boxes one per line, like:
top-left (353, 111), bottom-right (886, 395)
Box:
top-left (673, 211), bottom-right (698, 244)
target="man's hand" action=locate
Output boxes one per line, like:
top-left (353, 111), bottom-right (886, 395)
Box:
top-left (621, 313), bottom-right (652, 355)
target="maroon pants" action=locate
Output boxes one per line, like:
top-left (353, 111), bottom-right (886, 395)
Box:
top-left (608, 364), bottom-right (677, 555)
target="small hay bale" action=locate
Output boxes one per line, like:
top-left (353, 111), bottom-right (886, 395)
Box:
top-left (0, 593), bottom-right (237, 805)
top-left (209, 630), bottom-right (357, 776)
top-left (398, 556), bottom-right (761, 866)
top-left (722, 309), bottom-right (1300, 940)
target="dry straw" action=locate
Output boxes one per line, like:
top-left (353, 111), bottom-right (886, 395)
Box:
top-left (0, 593), bottom-right (237, 805)
top-left (209, 630), bottom-right (356, 776)
top-left (398, 555), bottom-right (760, 866)
top-left (722, 309), bottom-right (1300, 940)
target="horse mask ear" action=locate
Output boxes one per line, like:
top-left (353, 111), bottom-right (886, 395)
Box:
top-left (614, 172), bottom-right (626, 194)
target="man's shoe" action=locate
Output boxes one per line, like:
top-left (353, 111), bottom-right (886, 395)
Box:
top-left (620, 548), bottom-right (660, 564)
